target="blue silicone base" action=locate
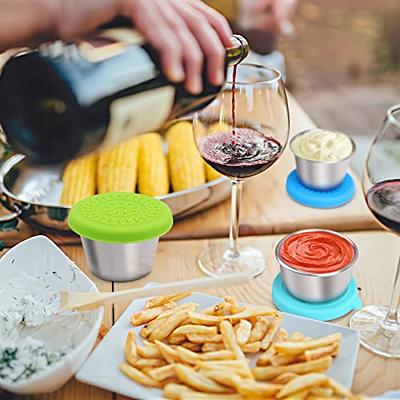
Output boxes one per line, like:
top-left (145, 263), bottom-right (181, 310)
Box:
top-left (272, 273), bottom-right (362, 321)
top-left (286, 170), bottom-right (355, 208)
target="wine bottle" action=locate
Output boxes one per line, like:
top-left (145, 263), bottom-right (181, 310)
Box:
top-left (0, 30), bottom-right (248, 164)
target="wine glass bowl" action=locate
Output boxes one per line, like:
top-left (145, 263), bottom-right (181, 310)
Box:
top-left (350, 104), bottom-right (400, 358)
top-left (192, 64), bottom-right (289, 277)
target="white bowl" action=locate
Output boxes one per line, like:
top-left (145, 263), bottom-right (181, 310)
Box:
top-left (0, 235), bottom-right (103, 394)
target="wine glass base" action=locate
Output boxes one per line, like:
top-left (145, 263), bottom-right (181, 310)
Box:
top-left (350, 305), bottom-right (400, 358)
top-left (197, 243), bottom-right (265, 277)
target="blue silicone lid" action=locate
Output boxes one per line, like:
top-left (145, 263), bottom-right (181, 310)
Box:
top-left (286, 170), bottom-right (355, 209)
top-left (272, 273), bottom-right (362, 321)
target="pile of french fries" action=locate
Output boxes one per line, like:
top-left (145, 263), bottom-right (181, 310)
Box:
top-left (119, 293), bottom-right (366, 400)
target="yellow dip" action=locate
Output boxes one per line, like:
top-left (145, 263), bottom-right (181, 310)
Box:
top-left (291, 129), bottom-right (353, 162)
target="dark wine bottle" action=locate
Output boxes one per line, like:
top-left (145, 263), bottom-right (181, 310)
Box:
top-left (0, 30), bottom-right (248, 164)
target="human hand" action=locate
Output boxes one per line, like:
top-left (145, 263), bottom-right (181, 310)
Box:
top-left (122, 0), bottom-right (233, 94)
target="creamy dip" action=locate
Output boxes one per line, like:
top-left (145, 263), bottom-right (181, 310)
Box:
top-left (291, 129), bottom-right (353, 162)
top-left (0, 275), bottom-right (92, 384)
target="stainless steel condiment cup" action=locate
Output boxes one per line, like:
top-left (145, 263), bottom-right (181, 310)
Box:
top-left (275, 229), bottom-right (358, 303)
top-left (290, 129), bottom-right (356, 190)
top-left (68, 192), bottom-right (173, 282)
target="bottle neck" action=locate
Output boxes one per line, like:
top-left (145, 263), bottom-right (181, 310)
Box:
top-left (226, 35), bottom-right (249, 66)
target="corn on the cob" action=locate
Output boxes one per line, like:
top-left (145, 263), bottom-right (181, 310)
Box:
top-left (138, 133), bottom-right (169, 196)
top-left (60, 153), bottom-right (97, 205)
top-left (166, 121), bottom-right (206, 192)
top-left (205, 163), bottom-right (221, 181)
top-left (97, 137), bottom-right (139, 193)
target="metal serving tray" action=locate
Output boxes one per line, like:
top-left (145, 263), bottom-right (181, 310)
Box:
top-left (0, 154), bottom-right (231, 235)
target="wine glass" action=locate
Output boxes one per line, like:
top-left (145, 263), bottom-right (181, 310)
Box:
top-left (350, 104), bottom-right (400, 358)
top-left (192, 64), bottom-right (289, 277)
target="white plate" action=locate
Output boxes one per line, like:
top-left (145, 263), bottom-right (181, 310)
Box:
top-left (77, 289), bottom-right (359, 400)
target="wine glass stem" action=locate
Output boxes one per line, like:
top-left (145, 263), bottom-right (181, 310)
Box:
top-left (383, 254), bottom-right (400, 329)
top-left (229, 179), bottom-right (243, 257)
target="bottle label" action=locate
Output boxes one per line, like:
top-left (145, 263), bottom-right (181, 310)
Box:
top-left (103, 86), bottom-right (175, 148)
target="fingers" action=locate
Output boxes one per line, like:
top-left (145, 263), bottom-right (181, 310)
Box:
top-left (189, 0), bottom-right (233, 47)
top-left (124, 0), bottom-right (184, 83)
top-left (158, 1), bottom-right (204, 94)
top-left (171, 1), bottom-right (226, 88)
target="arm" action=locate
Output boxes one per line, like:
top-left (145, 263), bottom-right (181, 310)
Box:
top-left (0, 0), bottom-right (232, 94)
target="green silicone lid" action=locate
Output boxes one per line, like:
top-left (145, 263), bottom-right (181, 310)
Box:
top-left (68, 192), bottom-right (173, 243)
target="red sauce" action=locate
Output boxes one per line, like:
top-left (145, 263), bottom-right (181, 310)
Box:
top-left (279, 231), bottom-right (355, 274)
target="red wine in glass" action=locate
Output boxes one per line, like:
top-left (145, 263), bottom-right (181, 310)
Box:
top-left (199, 128), bottom-right (283, 179)
top-left (366, 179), bottom-right (400, 234)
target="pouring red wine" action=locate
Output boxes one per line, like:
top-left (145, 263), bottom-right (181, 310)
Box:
top-left (193, 63), bottom-right (289, 277)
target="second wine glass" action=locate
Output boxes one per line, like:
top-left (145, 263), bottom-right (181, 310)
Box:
top-left (193, 64), bottom-right (290, 277)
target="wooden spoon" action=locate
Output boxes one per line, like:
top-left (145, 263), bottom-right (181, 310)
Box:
top-left (60, 272), bottom-right (252, 312)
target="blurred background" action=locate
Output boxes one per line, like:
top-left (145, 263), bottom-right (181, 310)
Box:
top-left (208, 0), bottom-right (400, 176)
top-left (283, 0), bottom-right (399, 176)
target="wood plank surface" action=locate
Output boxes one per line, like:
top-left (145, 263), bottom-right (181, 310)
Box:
top-left (0, 95), bottom-right (378, 248)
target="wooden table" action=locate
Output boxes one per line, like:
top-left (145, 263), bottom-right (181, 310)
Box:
top-left (0, 95), bottom-right (378, 248)
top-left (2, 230), bottom-right (399, 400)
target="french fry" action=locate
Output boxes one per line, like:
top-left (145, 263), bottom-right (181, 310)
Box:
top-left (309, 387), bottom-right (334, 396)
top-left (174, 364), bottom-right (232, 393)
top-left (270, 353), bottom-right (300, 367)
top-left (137, 340), bottom-right (162, 359)
top-left (124, 331), bottom-right (138, 366)
top-left (202, 369), bottom-right (241, 389)
top-left (196, 360), bottom-right (253, 379)
top-left (150, 311), bottom-right (189, 341)
top-left (181, 341), bottom-right (202, 352)
top-left (326, 377), bottom-right (353, 398)
top-left (131, 303), bottom-right (175, 326)
top-left (144, 292), bottom-right (192, 309)
top-left (176, 346), bottom-right (201, 365)
top-left (249, 317), bottom-right (270, 343)
top-left (148, 364), bottom-right (177, 382)
top-left (202, 302), bottom-right (228, 316)
top-left (181, 394), bottom-right (242, 400)
top-left (252, 356), bottom-right (332, 381)
top-left (289, 332), bottom-right (305, 342)
top-left (201, 342), bottom-right (225, 352)
top-left (119, 362), bottom-right (161, 388)
top-left (187, 333), bottom-right (223, 344)
top-left (168, 333), bottom-right (187, 345)
top-left (172, 325), bottom-right (218, 336)
top-left (235, 379), bottom-right (282, 398)
top-left (274, 333), bottom-right (342, 355)
top-left (284, 389), bottom-right (309, 400)
top-left (261, 314), bottom-right (283, 350)
top-left (304, 343), bottom-right (339, 361)
top-left (155, 340), bottom-right (181, 364)
top-left (188, 312), bottom-right (222, 326)
top-left (226, 307), bottom-right (277, 323)
top-left (163, 383), bottom-right (195, 400)
top-left (273, 372), bottom-right (299, 384)
top-left (200, 350), bottom-right (235, 361)
top-left (223, 296), bottom-right (246, 314)
top-left (140, 303), bottom-right (198, 338)
top-left (241, 341), bottom-right (261, 353)
top-left (277, 373), bottom-right (329, 398)
top-left (136, 358), bottom-right (166, 368)
top-left (220, 320), bottom-right (245, 360)
top-left (235, 319), bottom-right (252, 345)
top-left (256, 327), bottom-right (287, 366)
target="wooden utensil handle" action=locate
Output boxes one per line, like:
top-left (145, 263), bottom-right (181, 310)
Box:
top-left (105, 272), bottom-right (252, 303)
